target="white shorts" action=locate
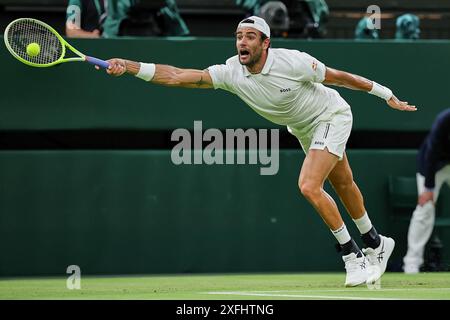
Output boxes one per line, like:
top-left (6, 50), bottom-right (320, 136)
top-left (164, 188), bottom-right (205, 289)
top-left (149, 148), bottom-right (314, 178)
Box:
top-left (287, 110), bottom-right (353, 160)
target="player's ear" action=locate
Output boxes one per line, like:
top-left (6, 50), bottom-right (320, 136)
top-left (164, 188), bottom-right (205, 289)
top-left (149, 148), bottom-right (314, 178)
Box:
top-left (264, 38), bottom-right (270, 50)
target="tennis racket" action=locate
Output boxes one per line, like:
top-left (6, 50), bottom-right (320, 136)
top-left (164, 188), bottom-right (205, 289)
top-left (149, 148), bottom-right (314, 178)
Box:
top-left (4, 18), bottom-right (109, 69)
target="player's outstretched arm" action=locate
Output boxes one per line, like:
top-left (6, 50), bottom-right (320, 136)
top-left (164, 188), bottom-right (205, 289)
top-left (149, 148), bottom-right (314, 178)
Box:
top-left (323, 67), bottom-right (417, 112)
top-left (102, 58), bottom-right (214, 89)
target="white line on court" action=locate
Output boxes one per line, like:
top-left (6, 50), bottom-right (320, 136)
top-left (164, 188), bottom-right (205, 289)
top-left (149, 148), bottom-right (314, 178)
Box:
top-left (204, 291), bottom-right (406, 300)
top-left (239, 287), bottom-right (450, 293)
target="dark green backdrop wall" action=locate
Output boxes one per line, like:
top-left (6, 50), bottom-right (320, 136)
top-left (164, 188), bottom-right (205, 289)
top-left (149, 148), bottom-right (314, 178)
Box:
top-left (2, 150), bottom-right (449, 277)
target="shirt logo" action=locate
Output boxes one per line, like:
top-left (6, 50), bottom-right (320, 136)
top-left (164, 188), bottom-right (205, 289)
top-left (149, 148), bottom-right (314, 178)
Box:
top-left (314, 141), bottom-right (324, 145)
top-left (280, 88), bottom-right (291, 93)
top-left (312, 61), bottom-right (318, 71)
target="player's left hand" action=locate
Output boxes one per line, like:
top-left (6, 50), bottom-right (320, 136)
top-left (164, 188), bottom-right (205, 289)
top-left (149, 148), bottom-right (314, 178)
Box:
top-left (387, 95), bottom-right (417, 111)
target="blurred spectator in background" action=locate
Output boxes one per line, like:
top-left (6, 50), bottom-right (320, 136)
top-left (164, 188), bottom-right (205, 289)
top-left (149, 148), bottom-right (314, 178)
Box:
top-left (236, 0), bottom-right (328, 38)
top-left (354, 16), bottom-right (379, 40)
top-left (236, 0), bottom-right (267, 15)
top-left (255, 1), bottom-right (290, 37)
top-left (403, 109), bottom-right (450, 274)
top-left (120, 0), bottom-right (189, 36)
top-left (302, 0), bottom-right (329, 37)
top-left (66, 0), bottom-right (189, 38)
top-left (159, 0), bottom-right (190, 36)
top-left (395, 14), bottom-right (420, 40)
top-left (66, 0), bottom-right (107, 38)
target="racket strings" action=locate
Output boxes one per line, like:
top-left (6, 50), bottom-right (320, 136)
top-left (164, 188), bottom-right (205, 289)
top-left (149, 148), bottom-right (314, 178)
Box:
top-left (7, 19), bottom-right (63, 65)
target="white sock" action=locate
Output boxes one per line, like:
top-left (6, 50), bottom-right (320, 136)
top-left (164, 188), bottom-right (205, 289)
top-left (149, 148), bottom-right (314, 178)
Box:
top-left (331, 224), bottom-right (351, 245)
top-left (353, 212), bottom-right (372, 235)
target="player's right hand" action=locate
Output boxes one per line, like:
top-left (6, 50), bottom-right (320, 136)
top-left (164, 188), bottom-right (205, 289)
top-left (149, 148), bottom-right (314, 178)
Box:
top-left (95, 58), bottom-right (127, 76)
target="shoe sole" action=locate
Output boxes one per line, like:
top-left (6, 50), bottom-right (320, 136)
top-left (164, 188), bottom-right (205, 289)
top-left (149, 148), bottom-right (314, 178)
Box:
top-left (345, 280), bottom-right (366, 287)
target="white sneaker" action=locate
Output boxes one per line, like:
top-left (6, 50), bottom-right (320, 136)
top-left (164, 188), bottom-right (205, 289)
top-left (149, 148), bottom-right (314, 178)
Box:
top-left (342, 252), bottom-right (368, 287)
top-left (362, 235), bottom-right (395, 285)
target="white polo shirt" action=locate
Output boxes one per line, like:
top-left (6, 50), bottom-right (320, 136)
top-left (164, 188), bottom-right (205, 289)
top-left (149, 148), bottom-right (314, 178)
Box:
top-left (208, 48), bottom-right (351, 133)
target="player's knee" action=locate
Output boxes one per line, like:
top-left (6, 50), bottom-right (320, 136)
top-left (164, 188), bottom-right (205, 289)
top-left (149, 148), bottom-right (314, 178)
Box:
top-left (299, 181), bottom-right (321, 200)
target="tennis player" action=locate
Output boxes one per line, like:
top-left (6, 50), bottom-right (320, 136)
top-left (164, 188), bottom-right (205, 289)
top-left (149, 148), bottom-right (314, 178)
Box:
top-left (102, 16), bottom-right (417, 286)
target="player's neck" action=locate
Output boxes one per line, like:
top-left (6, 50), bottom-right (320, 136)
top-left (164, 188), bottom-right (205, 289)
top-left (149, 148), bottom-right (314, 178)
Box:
top-left (246, 51), bottom-right (268, 74)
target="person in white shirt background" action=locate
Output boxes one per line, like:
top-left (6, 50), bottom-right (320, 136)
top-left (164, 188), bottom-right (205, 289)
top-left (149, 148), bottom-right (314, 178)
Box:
top-left (99, 16), bottom-right (417, 287)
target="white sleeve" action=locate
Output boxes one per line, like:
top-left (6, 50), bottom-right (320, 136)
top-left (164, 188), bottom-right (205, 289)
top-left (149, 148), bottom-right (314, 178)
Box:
top-left (293, 51), bottom-right (326, 83)
top-left (207, 64), bottom-right (234, 92)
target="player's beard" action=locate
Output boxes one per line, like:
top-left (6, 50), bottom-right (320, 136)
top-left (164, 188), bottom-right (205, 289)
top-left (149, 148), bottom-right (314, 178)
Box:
top-left (239, 48), bottom-right (263, 68)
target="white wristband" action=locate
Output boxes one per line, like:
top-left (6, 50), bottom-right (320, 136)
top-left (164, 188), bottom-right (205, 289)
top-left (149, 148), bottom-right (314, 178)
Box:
top-left (369, 81), bottom-right (393, 101)
top-left (135, 62), bottom-right (155, 81)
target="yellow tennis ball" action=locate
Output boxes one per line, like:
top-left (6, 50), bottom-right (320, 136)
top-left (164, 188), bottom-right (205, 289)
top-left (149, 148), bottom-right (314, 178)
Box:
top-left (26, 42), bottom-right (40, 57)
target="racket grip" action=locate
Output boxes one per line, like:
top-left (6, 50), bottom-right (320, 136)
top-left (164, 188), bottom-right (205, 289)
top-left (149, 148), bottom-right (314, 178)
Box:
top-left (85, 56), bottom-right (110, 69)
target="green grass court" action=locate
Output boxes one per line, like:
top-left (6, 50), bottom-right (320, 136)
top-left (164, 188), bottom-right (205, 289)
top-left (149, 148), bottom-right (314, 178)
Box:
top-left (1, 273), bottom-right (450, 300)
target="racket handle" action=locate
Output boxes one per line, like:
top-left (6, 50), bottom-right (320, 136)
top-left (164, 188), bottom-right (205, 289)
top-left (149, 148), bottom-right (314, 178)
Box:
top-left (85, 56), bottom-right (110, 69)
